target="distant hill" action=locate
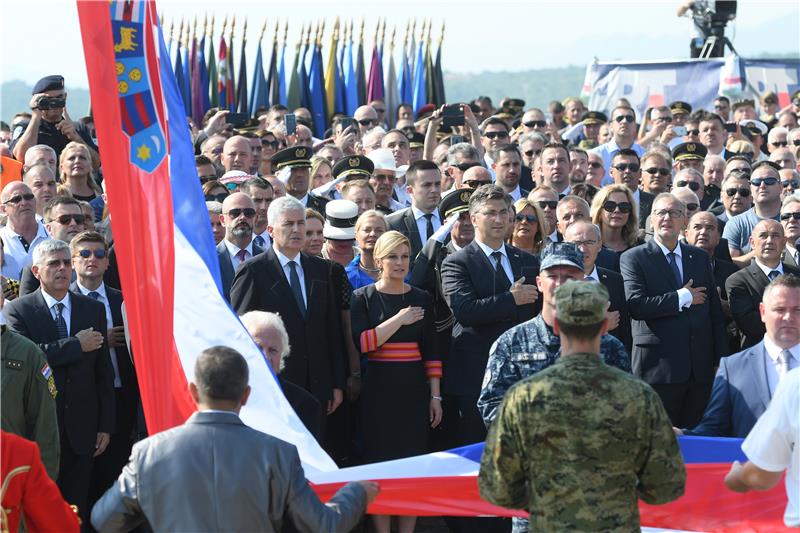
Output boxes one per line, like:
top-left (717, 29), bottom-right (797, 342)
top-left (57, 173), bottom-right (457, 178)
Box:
top-left (1, 67), bottom-right (586, 124)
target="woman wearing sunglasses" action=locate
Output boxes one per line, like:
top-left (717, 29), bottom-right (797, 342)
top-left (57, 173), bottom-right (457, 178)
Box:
top-left (202, 180), bottom-right (229, 203)
top-left (591, 184), bottom-right (642, 256)
top-left (508, 198), bottom-right (547, 256)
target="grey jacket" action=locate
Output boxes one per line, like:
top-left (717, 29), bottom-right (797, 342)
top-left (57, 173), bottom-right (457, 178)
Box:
top-left (91, 411), bottom-right (367, 532)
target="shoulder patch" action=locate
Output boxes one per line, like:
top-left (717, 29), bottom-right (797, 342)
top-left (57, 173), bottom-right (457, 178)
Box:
top-left (40, 363), bottom-right (52, 380)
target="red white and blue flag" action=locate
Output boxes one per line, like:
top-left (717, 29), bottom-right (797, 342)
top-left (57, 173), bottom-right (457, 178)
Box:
top-left (78, 2), bottom-right (787, 530)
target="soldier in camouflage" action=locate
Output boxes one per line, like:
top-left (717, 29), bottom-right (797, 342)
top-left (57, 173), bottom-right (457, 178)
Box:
top-left (479, 280), bottom-right (686, 531)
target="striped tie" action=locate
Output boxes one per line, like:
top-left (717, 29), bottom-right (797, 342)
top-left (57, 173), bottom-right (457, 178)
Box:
top-left (54, 303), bottom-right (68, 339)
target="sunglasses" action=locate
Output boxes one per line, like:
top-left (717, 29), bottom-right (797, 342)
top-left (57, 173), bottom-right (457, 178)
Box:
top-left (781, 212), bottom-right (800, 221)
top-left (225, 208), bottom-right (256, 218)
top-left (523, 149), bottom-right (542, 157)
top-left (54, 214), bottom-right (86, 225)
top-left (686, 203), bottom-right (699, 211)
top-left (515, 214), bottom-right (538, 223)
top-left (2, 193), bottom-right (35, 205)
top-left (537, 200), bottom-right (557, 209)
top-left (613, 163), bottom-right (640, 172)
top-left (198, 175), bottom-right (217, 184)
top-left (453, 162), bottom-right (480, 172)
top-left (645, 167), bottom-right (671, 176)
top-left (602, 200), bottom-right (632, 213)
top-left (205, 193), bottom-right (228, 203)
top-left (687, 129), bottom-right (700, 136)
top-left (588, 162), bottom-right (603, 169)
top-left (725, 187), bottom-right (751, 197)
top-left (614, 115), bottom-right (635, 123)
top-left (463, 179), bottom-right (491, 188)
top-left (224, 183), bottom-right (240, 191)
top-left (484, 131), bottom-right (509, 139)
top-left (751, 177), bottom-right (779, 187)
top-left (793, 140), bottom-right (800, 146)
top-left (676, 180), bottom-right (701, 191)
top-left (772, 141), bottom-right (788, 148)
top-left (523, 120), bottom-right (546, 128)
top-left (261, 140), bottom-right (279, 149)
top-left (75, 249), bottom-right (107, 259)
top-left (782, 180), bottom-right (800, 188)
top-left (358, 119), bottom-right (377, 126)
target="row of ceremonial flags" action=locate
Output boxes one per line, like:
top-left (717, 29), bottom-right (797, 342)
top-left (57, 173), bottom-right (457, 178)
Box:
top-left (77, 1), bottom-right (786, 530)
top-left (163, 15), bottom-right (446, 138)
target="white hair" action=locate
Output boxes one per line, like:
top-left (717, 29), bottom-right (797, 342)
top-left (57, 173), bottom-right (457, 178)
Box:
top-left (205, 201), bottom-right (223, 214)
top-left (240, 311), bottom-right (291, 367)
top-left (768, 126), bottom-right (789, 144)
top-left (32, 239), bottom-right (68, 266)
top-left (703, 154), bottom-right (725, 168)
top-left (673, 168), bottom-right (703, 184)
top-left (23, 144), bottom-right (56, 166)
top-left (267, 195), bottom-right (305, 227)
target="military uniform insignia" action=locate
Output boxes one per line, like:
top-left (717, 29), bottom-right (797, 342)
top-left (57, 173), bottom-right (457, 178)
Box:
top-left (40, 363), bottom-right (52, 380)
top-left (349, 157), bottom-right (360, 167)
top-left (687, 143), bottom-right (696, 152)
top-left (4, 359), bottom-right (23, 370)
top-left (296, 148), bottom-right (307, 158)
top-left (41, 362), bottom-right (57, 398)
top-left (460, 191), bottom-right (471, 203)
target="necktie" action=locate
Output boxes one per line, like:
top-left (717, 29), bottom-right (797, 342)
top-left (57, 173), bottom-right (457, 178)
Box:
top-left (778, 350), bottom-right (791, 377)
top-left (491, 251), bottom-right (511, 287)
top-left (769, 270), bottom-right (780, 281)
top-left (423, 213), bottom-right (435, 240)
top-left (236, 249), bottom-right (248, 263)
top-left (88, 291), bottom-right (101, 300)
top-left (668, 252), bottom-right (682, 286)
top-left (287, 261), bottom-right (306, 316)
top-left (54, 303), bottom-right (68, 339)
top-left (253, 235), bottom-right (265, 248)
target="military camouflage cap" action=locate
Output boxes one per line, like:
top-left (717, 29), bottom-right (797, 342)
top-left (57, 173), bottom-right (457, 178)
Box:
top-left (555, 280), bottom-right (609, 325)
top-left (540, 242), bottom-right (584, 271)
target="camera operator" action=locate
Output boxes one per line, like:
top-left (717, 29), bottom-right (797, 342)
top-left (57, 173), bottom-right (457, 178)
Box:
top-left (10, 75), bottom-right (99, 169)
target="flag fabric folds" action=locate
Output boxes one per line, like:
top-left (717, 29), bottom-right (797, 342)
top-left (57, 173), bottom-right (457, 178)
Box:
top-left (432, 41), bottom-right (446, 107)
top-left (207, 35), bottom-right (218, 108)
top-left (366, 44), bottom-right (384, 104)
top-left (236, 35), bottom-right (248, 114)
top-left (343, 38), bottom-right (358, 116)
top-left (384, 45), bottom-right (398, 128)
top-left (250, 37), bottom-right (268, 117)
top-left (308, 41), bottom-right (328, 138)
top-left (412, 39), bottom-right (427, 113)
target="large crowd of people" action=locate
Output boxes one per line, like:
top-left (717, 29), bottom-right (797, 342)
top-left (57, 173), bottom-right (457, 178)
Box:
top-left (2, 71), bottom-right (800, 531)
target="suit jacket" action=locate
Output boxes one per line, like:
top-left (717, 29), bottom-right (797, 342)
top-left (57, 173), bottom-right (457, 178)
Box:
top-left (90, 411), bottom-right (367, 533)
top-left (519, 165), bottom-right (535, 192)
top-left (638, 190), bottom-right (655, 229)
top-left (440, 241), bottom-right (540, 397)
top-left (230, 248), bottom-right (345, 404)
top-left (216, 240), bottom-right (264, 302)
top-left (684, 342), bottom-right (773, 437)
top-left (595, 246), bottom-right (621, 273)
top-left (386, 207), bottom-right (427, 260)
top-left (4, 289), bottom-right (115, 454)
top-left (725, 261), bottom-right (800, 349)
top-left (620, 239), bottom-right (728, 385)
top-left (597, 266), bottom-right (632, 354)
top-left (714, 258), bottom-right (739, 300)
top-left (280, 377), bottom-right (322, 442)
top-left (782, 246), bottom-right (800, 268)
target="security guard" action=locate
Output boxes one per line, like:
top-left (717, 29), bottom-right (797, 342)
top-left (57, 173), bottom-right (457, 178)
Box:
top-left (331, 154), bottom-right (375, 182)
top-left (0, 320), bottom-right (60, 479)
top-left (479, 280), bottom-right (685, 532)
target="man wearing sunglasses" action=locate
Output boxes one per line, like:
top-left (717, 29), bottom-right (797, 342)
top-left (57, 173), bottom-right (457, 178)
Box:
top-left (0, 182), bottom-right (50, 277)
top-left (217, 193), bottom-right (263, 303)
top-left (444, 143), bottom-right (481, 193)
top-left (724, 161), bottom-right (784, 268)
top-left (641, 152), bottom-right (673, 196)
top-left (354, 105), bottom-right (380, 135)
top-left (520, 108), bottom-right (548, 137)
top-left (591, 105), bottom-right (644, 184)
top-left (479, 118), bottom-right (511, 168)
top-left (779, 196), bottom-right (800, 269)
top-left (716, 173), bottom-right (753, 225)
top-left (767, 127), bottom-right (789, 154)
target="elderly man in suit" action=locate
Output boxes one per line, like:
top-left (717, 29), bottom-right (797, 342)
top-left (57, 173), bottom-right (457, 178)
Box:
top-left (441, 184), bottom-right (540, 445)
top-left (231, 196), bottom-right (346, 418)
top-left (217, 193), bottom-right (264, 302)
top-left (780, 196), bottom-right (800, 268)
top-left (726, 219), bottom-right (800, 349)
top-left (90, 346), bottom-right (378, 532)
top-left (4, 239), bottom-right (114, 526)
top-left (679, 275), bottom-right (800, 437)
top-left (621, 192), bottom-right (728, 427)
top-left (386, 159), bottom-right (443, 259)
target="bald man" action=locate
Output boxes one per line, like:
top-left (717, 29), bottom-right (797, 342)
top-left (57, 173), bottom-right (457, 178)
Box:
top-left (354, 105), bottom-right (379, 135)
top-left (221, 136), bottom-right (254, 173)
top-left (457, 166), bottom-right (492, 190)
top-left (0, 182), bottom-right (50, 275)
top-left (23, 164), bottom-right (58, 218)
top-left (217, 193), bottom-right (263, 302)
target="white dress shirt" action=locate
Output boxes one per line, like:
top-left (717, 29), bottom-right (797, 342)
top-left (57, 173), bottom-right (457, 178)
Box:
top-left (76, 282), bottom-right (122, 388)
top-left (223, 239), bottom-right (256, 270)
top-left (274, 248), bottom-right (307, 306)
top-left (654, 239), bottom-right (693, 311)
top-left (586, 266), bottom-right (600, 281)
top-left (0, 222), bottom-right (50, 276)
top-left (411, 205), bottom-right (441, 242)
top-left (41, 289), bottom-right (71, 335)
top-left (754, 259), bottom-right (783, 280)
top-left (252, 230), bottom-right (272, 250)
top-left (475, 239), bottom-right (514, 283)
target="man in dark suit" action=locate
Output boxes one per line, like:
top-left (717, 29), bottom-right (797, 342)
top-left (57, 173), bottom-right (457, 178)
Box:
top-left (216, 193), bottom-right (264, 302)
top-left (621, 193), bottom-right (728, 427)
top-left (272, 146), bottom-right (328, 214)
top-left (680, 275), bottom-right (800, 437)
top-left (91, 346), bottom-right (377, 532)
top-left (491, 144), bottom-right (529, 201)
top-left (4, 239), bottom-right (114, 525)
top-left (610, 148), bottom-right (654, 229)
top-left (565, 220), bottom-right (632, 353)
top-left (67, 230), bottom-right (141, 514)
top-left (386, 159), bottom-right (443, 259)
top-left (726, 219), bottom-right (800, 349)
top-left (441, 185), bottom-right (540, 444)
top-left (231, 196), bottom-right (346, 419)
top-left (780, 195), bottom-right (800, 268)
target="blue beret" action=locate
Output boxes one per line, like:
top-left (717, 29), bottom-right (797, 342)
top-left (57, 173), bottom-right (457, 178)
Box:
top-left (32, 75), bottom-right (64, 95)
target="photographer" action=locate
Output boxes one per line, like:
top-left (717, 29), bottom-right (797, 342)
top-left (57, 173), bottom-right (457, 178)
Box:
top-left (10, 75), bottom-right (99, 169)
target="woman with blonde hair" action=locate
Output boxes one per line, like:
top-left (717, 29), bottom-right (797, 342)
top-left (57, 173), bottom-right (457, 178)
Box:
top-left (310, 155), bottom-right (333, 190)
top-left (351, 230), bottom-right (442, 533)
top-left (59, 141), bottom-right (102, 201)
top-left (346, 210), bottom-right (387, 290)
top-left (591, 184), bottom-right (642, 255)
top-left (508, 198), bottom-right (547, 255)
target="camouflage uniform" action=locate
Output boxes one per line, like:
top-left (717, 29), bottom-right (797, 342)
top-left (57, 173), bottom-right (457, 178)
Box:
top-left (478, 281), bottom-right (685, 532)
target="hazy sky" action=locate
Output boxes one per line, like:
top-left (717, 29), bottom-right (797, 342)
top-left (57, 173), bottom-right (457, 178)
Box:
top-left (2, 0), bottom-right (798, 89)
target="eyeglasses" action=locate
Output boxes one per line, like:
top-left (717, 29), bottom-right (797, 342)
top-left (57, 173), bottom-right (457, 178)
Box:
top-left (205, 193), bottom-right (228, 202)
top-left (463, 179), bottom-right (490, 188)
top-left (793, 140), bottom-right (800, 146)
top-left (571, 240), bottom-right (598, 247)
top-left (54, 214), bottom-right (86, 225)
top-left (782, 180), bottom-right (800, 189)
top-left (602, 201), bottom-right (632, 213)
top-left (588, 162), bottom-right (603, 169)
top-left (225, 208), bottom-right (256, 218)
top-left (523, 120), bottom-right (546, 128)
top-left (483, 131), bottom-right (509, 139)
top-left (644, 167), bottom-right (671, 176)
top-left (537, 200), bottom-right (558, 209)
top-left (614, 115), bottom-right (635, 123)
top-left (686, 203), bottom-right (699, 211)
top-left (515, 214), bottom-right (538, 223)
top-left (687, 129), bottom-right (700, 136)
top-left (198, 175), bottom-right (217, 184)
top-left (612, 163), bottom-right (640, 172)
top-left (725, 187), bottom-right (750, 197)
top-left (676, 180), bottom-right (701, 191)
top-left (781, 212), bottom-right (800, 221)
top-left (751, 177), bottom-right (779, 187)
top-left (453, 162), bottom-right (480, 172)
top-left (74, 249), bottom-right (107, 259)
top-left (480, 209), bottom-right (510, 219)
top-left (358, 119), bottom-right (377, 126)
top-left (2, 193), bottom-right (35, 205)
top-left (652, 209), bottom-right (684, 219)
top-left (44, 259), bottom-right (72, 268)
top-left (772, 141), bottom-right (788, 148)
top-left (523, 149), bottom-right (542, 157)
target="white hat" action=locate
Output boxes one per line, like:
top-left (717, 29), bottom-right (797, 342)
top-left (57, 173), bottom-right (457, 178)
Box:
top-left (219, 170), bottom-right (253, 187)
top-left (323, 200), bottom-right (358, 240)
top-left (368, 148), bottom-right (398, 173)
top-left (739, 119), bottom-right (768, 136)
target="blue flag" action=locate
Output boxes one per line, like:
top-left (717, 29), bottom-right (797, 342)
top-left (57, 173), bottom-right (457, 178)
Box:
top-left (308, 43), bottom-right (328, 138)
top-left (343, 40), bottom-right (358, 116)
top-left (250, 41), bottom-right (268, 116)
top-left (412, 41), bottom-right (427, 113)
top-left (277, 42), bottom-right (287, 106)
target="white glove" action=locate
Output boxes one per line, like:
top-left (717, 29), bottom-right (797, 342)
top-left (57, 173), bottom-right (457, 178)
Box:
top-left (430, 213), bottom-right (459, 244)
top-left (276, 167), bottom-right (292, 184)
top-left (311, 173), bottom-right (348, 197)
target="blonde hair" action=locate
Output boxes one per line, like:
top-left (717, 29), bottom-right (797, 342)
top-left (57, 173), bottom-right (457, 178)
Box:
top-left (354, 209), bottom-right (386, 234)
top-left (591, 184), bottom-right (640, 247)
top-left (304, 207), bottom-right (325, 226)
top-left (373, 230), bottom-right (411, 267)
top-left (728, 139), bottom-right (755, 158)
top-left (59, 142), bottom-right (102, 195)
top-left (309, 155), bottom-right (332, 187)
top-left (510, 198), bottom-right (547, 254)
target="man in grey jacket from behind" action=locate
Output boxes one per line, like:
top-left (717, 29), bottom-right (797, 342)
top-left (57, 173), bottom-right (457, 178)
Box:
top-left (91, 345), bottom-right (379, 532)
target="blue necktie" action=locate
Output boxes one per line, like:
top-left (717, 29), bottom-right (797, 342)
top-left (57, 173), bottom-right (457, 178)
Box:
top-left (288, 261), bottom-right (306, 316)
top-left (769, 270), bottom-right (780, 281)
top-left (668, 252), bottom-right (682, 286)
top-left (88, 291), bottom-right (101, 300)
top-left (54, 303), bottom-right (68, 339)
top-left (253, 235), bottom-right (265, 248)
